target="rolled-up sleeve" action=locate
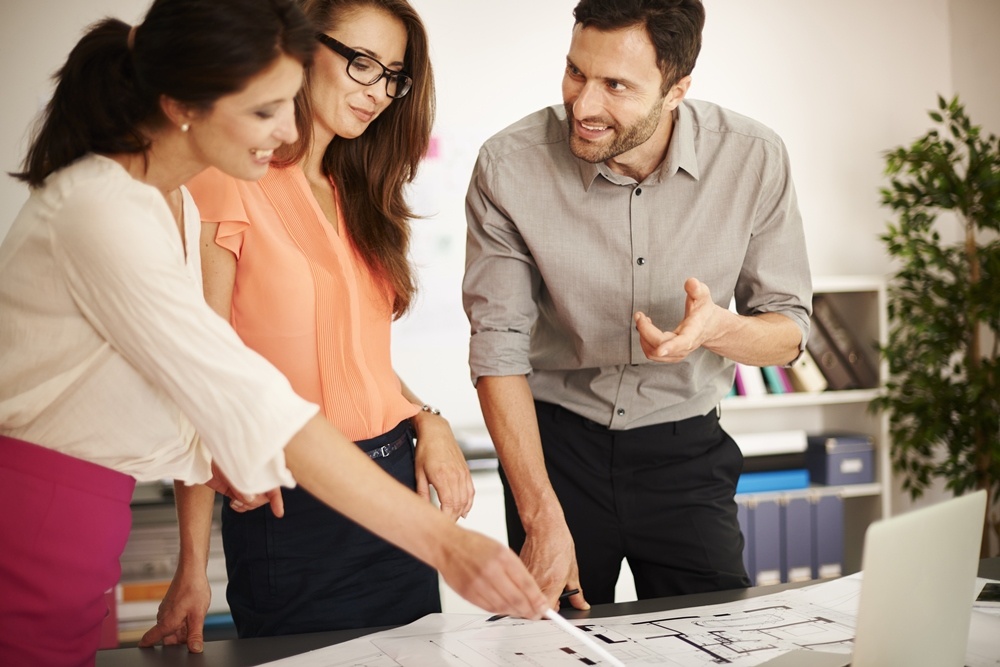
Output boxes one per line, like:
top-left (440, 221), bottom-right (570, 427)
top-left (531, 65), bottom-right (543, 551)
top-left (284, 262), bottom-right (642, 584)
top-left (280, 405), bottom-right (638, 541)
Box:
top-left (734, 135), bottom-right (812, 354)
top-left (462, 146), bottom-right (540, 383)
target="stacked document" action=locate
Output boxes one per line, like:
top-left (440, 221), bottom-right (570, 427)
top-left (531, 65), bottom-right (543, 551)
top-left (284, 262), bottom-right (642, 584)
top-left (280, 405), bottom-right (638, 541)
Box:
top-left (733, 430), bottom-right (809, 493)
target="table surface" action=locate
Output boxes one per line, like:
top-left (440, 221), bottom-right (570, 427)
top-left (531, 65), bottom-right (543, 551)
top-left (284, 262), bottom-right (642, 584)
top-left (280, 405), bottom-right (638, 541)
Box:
top-left (96, 557), bottom-right (1000, 667)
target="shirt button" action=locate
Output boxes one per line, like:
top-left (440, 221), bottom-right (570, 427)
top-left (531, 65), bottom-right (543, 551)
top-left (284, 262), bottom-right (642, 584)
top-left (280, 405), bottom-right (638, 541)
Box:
top-left (635, 187), bottom-right (642, 196)
top-left (637, 257), bottom-right (646, 265)
top-left (617, 408), bottom-right (625, 416)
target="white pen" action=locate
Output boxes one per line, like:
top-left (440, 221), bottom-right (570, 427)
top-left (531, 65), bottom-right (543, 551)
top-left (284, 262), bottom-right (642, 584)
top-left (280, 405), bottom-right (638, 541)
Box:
top-left (544, 608), bottom-right (626, 667)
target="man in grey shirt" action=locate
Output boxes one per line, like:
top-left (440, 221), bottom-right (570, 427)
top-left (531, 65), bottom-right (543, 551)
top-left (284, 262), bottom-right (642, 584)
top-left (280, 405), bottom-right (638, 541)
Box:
top-left (463, 0), bottom-right (811, 610)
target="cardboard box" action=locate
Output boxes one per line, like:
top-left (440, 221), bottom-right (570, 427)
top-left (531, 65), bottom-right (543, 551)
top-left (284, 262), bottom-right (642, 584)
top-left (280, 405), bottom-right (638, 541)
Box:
top-left (806, 433), bottom-right (875, 485)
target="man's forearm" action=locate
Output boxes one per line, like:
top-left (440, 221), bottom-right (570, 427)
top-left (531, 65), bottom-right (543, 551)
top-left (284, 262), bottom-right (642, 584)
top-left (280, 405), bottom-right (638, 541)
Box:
top-left (476, 375), bottom-right (565, 530)
top-left (704, 311), bottom-right (803, 367)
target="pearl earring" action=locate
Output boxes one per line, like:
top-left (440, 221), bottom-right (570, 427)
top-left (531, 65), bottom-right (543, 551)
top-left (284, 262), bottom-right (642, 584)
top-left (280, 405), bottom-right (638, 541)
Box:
top-left (180, 123), bottom-right (190, 133)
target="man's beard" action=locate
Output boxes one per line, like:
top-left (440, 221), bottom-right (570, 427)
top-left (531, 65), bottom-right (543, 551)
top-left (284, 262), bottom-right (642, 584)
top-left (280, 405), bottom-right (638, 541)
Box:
top-left (564, 98), bottom-right (663, 164)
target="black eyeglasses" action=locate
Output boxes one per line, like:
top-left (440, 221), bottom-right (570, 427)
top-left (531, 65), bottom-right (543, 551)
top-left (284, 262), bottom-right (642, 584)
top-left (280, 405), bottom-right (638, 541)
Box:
top-left (315, 33), bottom-right (413, 99)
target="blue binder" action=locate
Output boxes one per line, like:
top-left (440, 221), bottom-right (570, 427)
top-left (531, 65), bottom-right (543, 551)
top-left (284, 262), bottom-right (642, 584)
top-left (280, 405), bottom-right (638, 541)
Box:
top-left (749, 499), bottom-right (782, 586)
top-left (812, 495), bottom-right (844, 579)
top-left (782, 497), bottom-right (814, 583)
top-left (737, 498), bottom-right (751, 578)
top-left (736, 468), bottom-right (809, 494)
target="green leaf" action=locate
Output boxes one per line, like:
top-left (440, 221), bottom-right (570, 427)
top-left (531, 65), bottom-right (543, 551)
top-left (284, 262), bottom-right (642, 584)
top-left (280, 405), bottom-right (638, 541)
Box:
top-left (876, 95), bottom-right (1000, 542)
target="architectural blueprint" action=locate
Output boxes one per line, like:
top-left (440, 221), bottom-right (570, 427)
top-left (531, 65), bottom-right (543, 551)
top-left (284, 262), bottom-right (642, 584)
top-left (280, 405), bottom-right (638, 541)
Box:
top-left (260, 576), bottom-right (1000, 667)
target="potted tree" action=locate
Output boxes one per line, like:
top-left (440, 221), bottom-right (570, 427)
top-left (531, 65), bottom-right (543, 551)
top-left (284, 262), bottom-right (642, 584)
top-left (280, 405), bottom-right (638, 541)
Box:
top-left (871, 95), bottom-right (1000, 558)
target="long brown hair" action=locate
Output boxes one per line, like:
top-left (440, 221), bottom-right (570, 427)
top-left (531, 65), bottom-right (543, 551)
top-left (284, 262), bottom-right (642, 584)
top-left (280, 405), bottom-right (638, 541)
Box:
top-left (14, 0), bottom-right (315, 187)
top-left (277, 0), bottom-right (434, 318)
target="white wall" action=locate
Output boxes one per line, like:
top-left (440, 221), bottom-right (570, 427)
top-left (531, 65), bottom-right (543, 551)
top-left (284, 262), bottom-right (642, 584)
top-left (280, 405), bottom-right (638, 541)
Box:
top-left (0, 0), bottom-right (148, 233)
top-left (951, 0), bottom-right (1000, 132)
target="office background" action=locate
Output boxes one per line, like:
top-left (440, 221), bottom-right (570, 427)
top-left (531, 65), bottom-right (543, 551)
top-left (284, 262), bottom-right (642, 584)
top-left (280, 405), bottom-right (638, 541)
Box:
top-left (2, 0), bottom-right (998, 517)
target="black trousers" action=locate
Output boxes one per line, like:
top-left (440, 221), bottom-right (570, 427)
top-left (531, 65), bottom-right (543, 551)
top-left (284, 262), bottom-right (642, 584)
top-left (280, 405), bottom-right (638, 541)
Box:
top-left (221, 420), bottom-right (440, 637)
top-left (501, 401), bottom-right (750, 605)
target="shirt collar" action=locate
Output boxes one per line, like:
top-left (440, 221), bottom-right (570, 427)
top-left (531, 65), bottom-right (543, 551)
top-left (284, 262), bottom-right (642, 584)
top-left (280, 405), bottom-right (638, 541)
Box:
top-left (663, 101), bottom-right (700, 181)
top-left (576, 100), bottom-right (701, 190)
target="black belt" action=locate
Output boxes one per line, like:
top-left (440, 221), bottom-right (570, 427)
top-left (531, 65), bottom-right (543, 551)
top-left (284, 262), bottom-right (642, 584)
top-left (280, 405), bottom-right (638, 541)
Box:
top-left (368, 439), bottom-right (409, 459)
top-left (359, 420), bottom-right (413, 460)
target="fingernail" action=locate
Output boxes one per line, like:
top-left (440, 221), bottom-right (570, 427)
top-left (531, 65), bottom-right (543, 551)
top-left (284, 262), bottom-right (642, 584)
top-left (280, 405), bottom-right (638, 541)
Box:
top-left (191, 642), bottom-right (203, 653)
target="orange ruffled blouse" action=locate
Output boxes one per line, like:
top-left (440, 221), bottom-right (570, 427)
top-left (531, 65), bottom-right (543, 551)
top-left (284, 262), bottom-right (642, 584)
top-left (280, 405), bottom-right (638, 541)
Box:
top-left (187, 165), bottom-right (417, 442)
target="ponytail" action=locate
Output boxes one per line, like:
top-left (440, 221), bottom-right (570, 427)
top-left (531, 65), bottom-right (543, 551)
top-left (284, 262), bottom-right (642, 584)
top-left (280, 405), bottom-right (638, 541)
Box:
top-left (12, 0), bottom-right (316, 188)
top-left (14, 19), bottom-right (154, 187)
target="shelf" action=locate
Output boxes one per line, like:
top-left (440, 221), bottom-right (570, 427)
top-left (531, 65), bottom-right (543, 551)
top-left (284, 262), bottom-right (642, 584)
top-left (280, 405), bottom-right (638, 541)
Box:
top-left (722, 388), bottom-right (880, 410)
top-left (812, 274), bottom-right (887, 294)
top-left (129, 480), bottom-right (174, 506)
top-left (736, 482), bottom-right (882, 503)
top-left (724, 276), bottom-right (891, 581)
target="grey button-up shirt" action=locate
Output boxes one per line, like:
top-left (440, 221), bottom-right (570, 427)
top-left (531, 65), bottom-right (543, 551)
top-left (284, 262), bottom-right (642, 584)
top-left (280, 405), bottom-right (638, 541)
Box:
top-left (463, 99), bottom-right (812, 430)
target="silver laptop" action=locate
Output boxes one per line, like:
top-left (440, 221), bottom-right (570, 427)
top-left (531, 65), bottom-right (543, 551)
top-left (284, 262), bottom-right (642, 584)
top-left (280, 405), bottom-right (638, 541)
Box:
top-left (761, 489), bottom-right (987, 667)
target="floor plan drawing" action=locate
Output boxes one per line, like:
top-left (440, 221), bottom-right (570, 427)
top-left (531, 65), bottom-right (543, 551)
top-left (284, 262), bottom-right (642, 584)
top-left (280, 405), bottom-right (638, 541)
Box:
top-left (260, 576), bottom-right (1000, 667)
top-left (368, 581), bottom-right (862, 666)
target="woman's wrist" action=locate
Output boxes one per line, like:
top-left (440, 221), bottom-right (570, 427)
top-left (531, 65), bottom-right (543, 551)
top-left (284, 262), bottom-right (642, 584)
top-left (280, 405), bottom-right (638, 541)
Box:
top-left (411, 402), bottom-right (450, 440)
top-left (412, 402), bottom-right (445, 424)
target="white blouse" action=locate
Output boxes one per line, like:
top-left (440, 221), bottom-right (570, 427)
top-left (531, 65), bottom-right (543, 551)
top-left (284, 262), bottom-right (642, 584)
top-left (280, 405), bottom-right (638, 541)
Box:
top-left (0, 154), bottom-right (318, 493)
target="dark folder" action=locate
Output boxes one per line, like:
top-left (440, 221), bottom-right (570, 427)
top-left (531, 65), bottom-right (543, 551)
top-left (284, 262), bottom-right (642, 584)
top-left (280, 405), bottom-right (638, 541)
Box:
top-left (811, 294), bottom-right (879, 389)
top-left (737, 498), bottom-right (752, 578)
top-left (812, 495), bottom-right (844, 579)
top-left (749, 499), bottom-right (782, 586)
top-left (806, 313), bottom-right (860, 390)
top-left (742, 451), bottom-right (808, 474)
top-left (782, 497), bottom-right (814, 583)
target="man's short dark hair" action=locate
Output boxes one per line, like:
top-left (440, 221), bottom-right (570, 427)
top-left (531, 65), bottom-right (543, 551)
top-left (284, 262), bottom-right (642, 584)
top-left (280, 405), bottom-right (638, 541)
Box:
top-left (573, 0), bottom-right (705, 93)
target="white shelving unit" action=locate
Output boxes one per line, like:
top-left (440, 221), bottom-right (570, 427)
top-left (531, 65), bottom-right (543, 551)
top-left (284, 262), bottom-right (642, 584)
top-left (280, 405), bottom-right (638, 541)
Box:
top-left (721, 274), bottom-right (891, 574)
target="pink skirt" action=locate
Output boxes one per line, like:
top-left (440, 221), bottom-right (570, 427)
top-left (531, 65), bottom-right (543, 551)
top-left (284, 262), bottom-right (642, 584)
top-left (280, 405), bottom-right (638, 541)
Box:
top-left (0, 435), bottom-right (135, 667)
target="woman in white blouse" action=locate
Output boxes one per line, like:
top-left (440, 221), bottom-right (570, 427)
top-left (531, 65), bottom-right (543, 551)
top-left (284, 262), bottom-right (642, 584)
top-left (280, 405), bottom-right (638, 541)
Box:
top-left (0, 0), bottom-right (545, 663)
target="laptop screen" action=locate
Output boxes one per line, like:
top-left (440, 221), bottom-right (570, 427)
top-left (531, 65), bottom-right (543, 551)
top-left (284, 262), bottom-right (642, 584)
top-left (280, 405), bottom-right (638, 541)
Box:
top-left (852, 490), bottom-right (986, 666)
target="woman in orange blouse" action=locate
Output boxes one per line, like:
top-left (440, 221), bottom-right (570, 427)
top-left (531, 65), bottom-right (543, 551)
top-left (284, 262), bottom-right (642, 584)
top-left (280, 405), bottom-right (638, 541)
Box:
top-left (141, 0), bottom-right (476, 646)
